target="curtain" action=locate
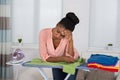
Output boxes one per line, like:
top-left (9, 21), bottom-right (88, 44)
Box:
top-left (0, 0), bottom-right (13, 80)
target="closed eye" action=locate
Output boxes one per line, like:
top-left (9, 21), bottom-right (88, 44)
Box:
top-left (57, 30), bottom-right (60, 33)
top-left (61, 34), bottom-right (65, 38)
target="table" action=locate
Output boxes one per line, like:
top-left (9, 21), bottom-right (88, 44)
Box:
top-left (22, 61), bottom-right (91, 80)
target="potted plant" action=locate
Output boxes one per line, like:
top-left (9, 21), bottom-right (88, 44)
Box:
top-left (108, 43), bottom-right (113, 46)
top-left (107, 43), bottom-right (113, 50)
top-left (17, 34), bottom-right (23, 46)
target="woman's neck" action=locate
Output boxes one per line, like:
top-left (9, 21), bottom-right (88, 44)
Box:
top-left (52, 38), bottom-right (61, 49)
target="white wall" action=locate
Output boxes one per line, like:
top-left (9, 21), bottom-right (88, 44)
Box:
top-left (89, 0), bottom-right (118, 48)
top-left (63, 0), bottom-right (90, 54)
top-left (12, 0), bottom-right (62, 44)
top-left (116, 0), bottom-right (120, 47)
top-left (12, 0), bottom-right (35, 43)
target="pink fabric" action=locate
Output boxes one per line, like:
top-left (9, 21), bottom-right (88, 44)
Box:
top-left (39, 28), bottom-right (79, 61)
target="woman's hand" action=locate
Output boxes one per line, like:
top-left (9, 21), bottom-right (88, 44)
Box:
top-left (46, 56), bottom-right (76, 63)
top-left (63, 56), bottom-right (76, 63)
top-left (64, 30), bottom-right (72, 41)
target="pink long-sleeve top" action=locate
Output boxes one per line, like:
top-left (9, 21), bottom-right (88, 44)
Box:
top-left (39, 28), bottom-right (79, 61)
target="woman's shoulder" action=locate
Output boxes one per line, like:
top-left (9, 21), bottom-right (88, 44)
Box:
top-left (40, 28), bottom-right (52, 32)
top-left (39, 28), bottom-right (52, 37)
top-left (40, 28), bottom-right (52, 33)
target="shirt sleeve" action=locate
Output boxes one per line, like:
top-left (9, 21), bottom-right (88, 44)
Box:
top-left (39, 30), bottom-right (50, 61)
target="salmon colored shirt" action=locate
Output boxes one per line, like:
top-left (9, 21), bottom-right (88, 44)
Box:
top-left (39, 28), bottom-right (79, 61)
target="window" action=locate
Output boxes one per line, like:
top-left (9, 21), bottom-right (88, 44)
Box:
top-left (89, 0), bottom-right (120, 49)
top-left (12, 0), bottom-right (62, 44)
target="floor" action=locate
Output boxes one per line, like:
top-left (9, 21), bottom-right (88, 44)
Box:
top-left (18, 68), bottom-right (53, 80)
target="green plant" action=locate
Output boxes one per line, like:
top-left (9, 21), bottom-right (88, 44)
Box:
top-left (18, 38), bottom-right (22, 43)
top-left (108, 43), bottom-right (113, 46)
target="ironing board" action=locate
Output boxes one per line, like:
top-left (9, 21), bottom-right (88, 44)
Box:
top-left (22, 61), bottom-right (90, 80)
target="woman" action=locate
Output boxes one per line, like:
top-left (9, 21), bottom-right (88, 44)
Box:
top-left (39, 12), bottom-right (80, 80)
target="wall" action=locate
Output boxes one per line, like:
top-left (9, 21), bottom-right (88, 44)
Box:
top-left (12, 0), bottom-right (35, 43)
top-left (89, 0), bottom-right (118, 48)
top-left (63, 0), bottom-right (90, 54)
top-left (116, 0), bottom-right (120, 47)
top-left (12, 0), bottom-right (62, 44)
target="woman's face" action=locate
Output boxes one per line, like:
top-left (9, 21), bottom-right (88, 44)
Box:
top-left (52, 25), bottom-right (66, 40)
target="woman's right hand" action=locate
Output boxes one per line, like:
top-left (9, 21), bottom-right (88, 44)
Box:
top-left (64, 30), bottom-right (72, 41)
top-left (63, 56), bottom-right (76, 63)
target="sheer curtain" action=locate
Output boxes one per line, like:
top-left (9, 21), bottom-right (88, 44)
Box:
top-left (0, 0), bottom-right (13, 80)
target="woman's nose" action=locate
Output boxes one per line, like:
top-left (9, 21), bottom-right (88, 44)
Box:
top-left (56, 33), bottom-right (61, 38)
top-left (61, 31), bottom-right (64, 35)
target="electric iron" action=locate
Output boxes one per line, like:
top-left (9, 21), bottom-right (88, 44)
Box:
top-left (12, 48), bottom-right (25, 63)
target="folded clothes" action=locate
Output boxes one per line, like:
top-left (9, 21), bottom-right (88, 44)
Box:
top-left (87, 54), bottom-right (119, 66)
top-left (87, 62), bottom-right (120, 72)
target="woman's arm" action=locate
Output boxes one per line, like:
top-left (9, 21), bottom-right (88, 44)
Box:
top-left (39, 30), bottom-right (50, 61)
top-left (67, 38), bottom-right (74, 56)
top-left (64, 30), bottom-right (74, 57)
top-left (64, 30), bottom-right (79, 60)
top-left (46, 56), bottom-right (76, 63)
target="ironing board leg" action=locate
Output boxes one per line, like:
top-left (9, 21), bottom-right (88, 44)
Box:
top-left (64, 74), bottom-right (71, 80)
top-left (38, 68), bottom-right (49, 80)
